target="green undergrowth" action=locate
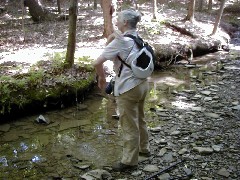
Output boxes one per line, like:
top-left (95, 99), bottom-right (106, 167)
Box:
top-left (0, 53), bottom-right (96, 117)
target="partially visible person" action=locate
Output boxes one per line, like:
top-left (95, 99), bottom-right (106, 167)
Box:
top-left (93, 9), bottom-right (150, 172)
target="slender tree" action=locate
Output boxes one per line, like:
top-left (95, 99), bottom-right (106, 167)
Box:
top-left (198, 0), bottom-right (204, 11)
top-left (57, 0), bottom-right (61, 14)
top-left (153, 0), bottom-right (158, 19)
top-left (185, 0), bottom-right (195, 22)
top-left (100, 0), bottom-right (116, 38)
top-left (94, 0), bottom-right (97, 10)
top-left (65, 0), bottom-right (78, 68)
top-left (208, 0), bottom-right (213, 10)
top-left (211, 0), bottom-right (226, 35)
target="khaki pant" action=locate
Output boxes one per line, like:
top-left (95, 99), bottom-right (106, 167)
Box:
top-left (116, 80), bottom-right (150, 165)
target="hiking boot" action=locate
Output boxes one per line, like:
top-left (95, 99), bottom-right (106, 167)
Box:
top-left (112, 162), bottom-right (137, 172)
top-left (139, 151), bottom-right (151, 157)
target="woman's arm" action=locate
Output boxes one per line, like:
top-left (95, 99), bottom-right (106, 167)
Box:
top-left (93, 55), bottom-right (107, 90)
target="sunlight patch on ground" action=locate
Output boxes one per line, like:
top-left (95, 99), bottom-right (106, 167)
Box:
top-left (75, 47), bottom-right (103, 60)
top-left (172, 99), bottom-right (196, 110)
top-left (154, 76), bottom-right (185, 87)
top-left (0, 46), bottom-right (59, 64)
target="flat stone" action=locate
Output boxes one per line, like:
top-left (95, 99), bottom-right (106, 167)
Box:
top-left (158, 173), bottom-right (171, 180)
top-left (232, 105), bottom-right (240, 110)
top-left (2, 132), bottom-right (19, 141)
top-left (170, 130), bottom-right (181, 135)
top-left (143, 164), bottom-right (159, 172)
top-left (212, 145), bottom-right (222, 152)
top-left (191, 107), bottom-right (203, 111)
top-left (193, 147), bottom-right (213, 155)
top-left (59, 120), bottom-right (91, 131)
top-left (178, 148), bottom-right (188, 155)
top-left (204, 97), bottom-right (213, 101)
top-left (158, 148), bottom-right (167, 156)
top-left (0, 124), bottom-right (10, 132)
top-left (204, 112), bottom-right (220, 118)
top-left (81, 169), bottom-right (112, 180)
top-left (200, 90), bottom-right (211, 95)
top-left (217, 168), bottom-right (230, 177)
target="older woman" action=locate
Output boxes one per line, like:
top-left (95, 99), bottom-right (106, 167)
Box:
top-left (93, 9), bottom-right (150, 172)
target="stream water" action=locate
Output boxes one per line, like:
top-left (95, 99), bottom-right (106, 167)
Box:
top-left (0, 49), bottom-right (239, 179)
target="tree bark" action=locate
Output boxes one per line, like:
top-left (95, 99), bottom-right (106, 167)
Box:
top-left (57, 0), bottom-right (61, 14)
top-left (185, 0), bottom-right (195, 22)
top-left (94, 0), bottom-right (97, 10)
top-left (153, 0), bottom-right (158, 19)
top-left (198, 0), bottom-right (204, 11)
top-left (65, 0), bottom-right (77, 68)
top-left (208, 0), bottom-right (213, 10)
top-left (100, 0), bottom-right (115, 38)
top-left (211, 0), bottom-right (226, 35)
top-left (24, 0), bottom-right (57, 22)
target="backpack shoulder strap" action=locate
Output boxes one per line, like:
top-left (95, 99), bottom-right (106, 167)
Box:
top-left (124, 34), bottom-right (144, 48)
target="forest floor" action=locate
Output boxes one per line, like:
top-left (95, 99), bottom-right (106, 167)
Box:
top-left (0, 1), bottom-right (239, 118)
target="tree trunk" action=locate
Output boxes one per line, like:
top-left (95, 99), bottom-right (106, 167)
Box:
top-left (94, 0), bottom-right (97, 10)
top-left (153, 0), bottom-right (157, 19)
top-left (198, 0), bottom-right (204, 11)
top-left (185, 0), bottom-right (195, 22)
top-left (208, 0), bottom-right (213, 10)
top-left (211, 0), bottom-right (226, 35)
top-left (57, 0), bottom-right (61, 14)
top-left (100, 0), bottom-right (115, 38)
top-left (24, 0), bottom-right (57, 22)
top-left (21, 0), bottom-right (26, 41)
top-left (65, 0), bottom-right (78, 68)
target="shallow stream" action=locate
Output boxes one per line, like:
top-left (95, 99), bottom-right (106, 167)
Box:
top-left (0, 49), bottom-right (239, 179)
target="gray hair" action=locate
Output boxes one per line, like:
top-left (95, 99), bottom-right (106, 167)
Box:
top-left (118, 9), bottom-right (141, 29)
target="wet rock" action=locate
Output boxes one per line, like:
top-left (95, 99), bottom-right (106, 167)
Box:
top-left (155, 138), bottom-right (167, 145)
top-left (35, 115), bottom-right (50, 124)
top-left (77, 103), bottom-right (88, 111)
top-left (158, 173), bottom-right (171, 180)
top-left (59, 119), bottom-right (90, 131)
top-left (81, 169), bottom-right (112, 180)
top-left (170, 130), bottom-right (181, 136)
top-left (158, 148), bottom-right (167, 156)
top-left (191, 106), bottom-right (203, 111)
top-left (2, 132), bottom-right (19, 141)
top-left (183, 167), bottom-right (192, 176)
top-left (178, 148), bottom-right (188, 155)
top-left (192, 147), bottom-right (213, 155)
top-left (0, 124), bottom-right (10, 132)
top-left (201, 177), bottom-right (212, 180)
top-left (203, 97), bottom-right (212, 101)
top-left (212, 145), bottom-right (222, 152)
top-left (217, 167), bottom-right (230, 177)
top-left (232, 105), bottom-right (240, 110)
top-left (73, 163), bottom-right (91, 170)
top-left (156, 112), bottom-right (169, 117)
top-left (232, 101), bottom-right (239, 105)
top-left (163, 152), bottom-right (174, 162)
top-left (204, 112), bottom-right (220, 118)
top-left (143, 164), bottom-right (160, 172)
top-left (150, 127), bottom-right (161, 132)
top-left (131, 170), bottom-right (142, 176)
top-left (200, 90), bottom-right (211, 95)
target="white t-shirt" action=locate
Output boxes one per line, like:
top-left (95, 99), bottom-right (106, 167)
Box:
top-left (101, 30), bottom-right (146, 96)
